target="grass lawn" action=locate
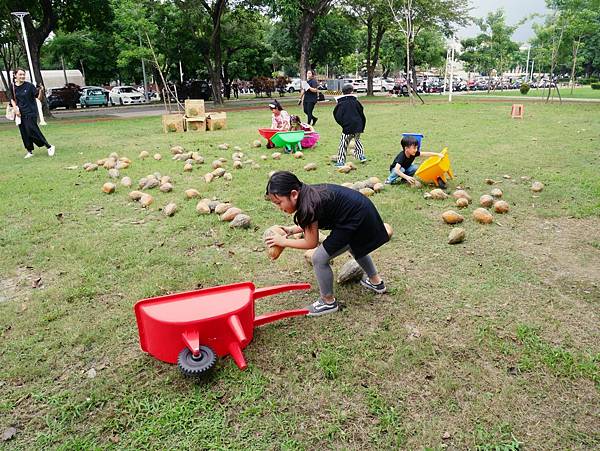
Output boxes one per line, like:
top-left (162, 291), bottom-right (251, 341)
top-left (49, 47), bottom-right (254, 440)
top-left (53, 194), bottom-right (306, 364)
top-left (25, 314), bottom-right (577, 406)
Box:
top-left (0, 98), bottom-right (599, 449)
top-left (465, 86), bottom-right (600, 100)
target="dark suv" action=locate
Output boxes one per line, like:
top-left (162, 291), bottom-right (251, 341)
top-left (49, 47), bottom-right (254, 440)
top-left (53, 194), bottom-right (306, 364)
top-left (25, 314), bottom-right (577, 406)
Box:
top-left (47, 83), bottom-right (81, 109)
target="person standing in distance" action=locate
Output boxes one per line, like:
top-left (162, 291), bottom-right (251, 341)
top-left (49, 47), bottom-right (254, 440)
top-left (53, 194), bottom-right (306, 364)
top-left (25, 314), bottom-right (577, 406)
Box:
top-left (298, 70), bottom-right (319, 126)
top-left (10, 68), bottom-right (55, 159)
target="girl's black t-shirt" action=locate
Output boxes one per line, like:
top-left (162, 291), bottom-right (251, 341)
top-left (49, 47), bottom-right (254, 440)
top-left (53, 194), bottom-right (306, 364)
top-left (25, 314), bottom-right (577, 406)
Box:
top-left (14, 81), bottom-right (38, 117)
top-left (311, 184), bottom-right (389, 258)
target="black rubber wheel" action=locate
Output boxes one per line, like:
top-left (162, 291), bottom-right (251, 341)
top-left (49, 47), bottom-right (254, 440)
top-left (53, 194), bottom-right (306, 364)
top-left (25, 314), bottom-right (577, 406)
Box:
top-left (437, 177), bottom-right (447, 190)
top-left (177, 346), bottom-right (216, 377)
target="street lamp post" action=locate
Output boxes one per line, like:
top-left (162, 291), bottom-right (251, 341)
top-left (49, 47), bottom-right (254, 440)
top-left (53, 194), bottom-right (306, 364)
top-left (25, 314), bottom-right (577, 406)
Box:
top-left (11, 12), bottom-right (36, 85)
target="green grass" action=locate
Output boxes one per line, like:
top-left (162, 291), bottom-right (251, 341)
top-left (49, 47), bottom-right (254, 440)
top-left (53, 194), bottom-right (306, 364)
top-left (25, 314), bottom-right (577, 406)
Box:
top-left (465, 86), bottom-right (600, 99)
top-left (1, 98), bottom-right (599, 449)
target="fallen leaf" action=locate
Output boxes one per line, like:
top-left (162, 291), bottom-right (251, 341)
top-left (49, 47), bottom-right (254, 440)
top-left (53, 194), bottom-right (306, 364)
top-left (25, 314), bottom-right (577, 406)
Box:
top-left (31, 277), bottom-right (42, 289)
top-left (2, 427), bottom-right (17, 441)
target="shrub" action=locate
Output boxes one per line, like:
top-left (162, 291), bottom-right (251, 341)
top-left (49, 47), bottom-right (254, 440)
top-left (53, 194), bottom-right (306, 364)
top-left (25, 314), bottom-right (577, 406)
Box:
top-left (591, 82), bottom-right (600, 90)
top-left (520, 83), bottom-right (531, 95)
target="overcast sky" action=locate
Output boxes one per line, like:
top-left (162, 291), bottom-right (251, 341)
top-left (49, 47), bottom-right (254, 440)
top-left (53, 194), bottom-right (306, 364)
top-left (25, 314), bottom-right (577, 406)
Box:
top-left (458, 0), bottom-right (550, 43)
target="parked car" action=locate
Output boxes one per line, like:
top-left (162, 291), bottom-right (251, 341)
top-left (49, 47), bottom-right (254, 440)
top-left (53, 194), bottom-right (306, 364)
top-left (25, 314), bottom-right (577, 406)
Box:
top-left (341, 78), bottom-right (366, 92)
top-left (47, 83), bottom-right (81, 110)
top-left (372, 78), bottom-right (395, 92)
top-left (79, 87), bottom-right (108, 108)
top-left (109, 86), bottom-right (146, 106)
top-left (285, 78), bottom-right (302, 93)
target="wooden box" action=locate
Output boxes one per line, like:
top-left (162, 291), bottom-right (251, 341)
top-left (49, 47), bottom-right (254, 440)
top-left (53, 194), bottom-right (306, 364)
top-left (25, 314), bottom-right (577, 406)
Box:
top-left (185, 116), bottom-right (206, 133)
top-left (185, 99), bottom-right (205, 118)
top-left (206, 112), bottom-right (227, 131)
top-left (162, 113), bottom-right (185, 133)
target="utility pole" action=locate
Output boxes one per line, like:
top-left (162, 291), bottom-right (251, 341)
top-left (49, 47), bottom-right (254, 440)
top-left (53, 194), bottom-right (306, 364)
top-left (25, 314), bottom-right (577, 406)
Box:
top-left (11, 12), bottom-right (36, 85)
top-left (442, 46), bottom-right (450, 95)
top-left (60, 55), bottom-right (68, 84)
top-left (525, 45), bottom-right (531, 82)
top-left (179, 61), bottom-right (183, 83)
top-left (449, 37), bottom-right (455, 103)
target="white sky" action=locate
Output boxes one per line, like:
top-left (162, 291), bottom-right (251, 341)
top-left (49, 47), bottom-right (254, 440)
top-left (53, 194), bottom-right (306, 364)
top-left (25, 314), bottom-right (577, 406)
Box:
top-left (458, 0), bottom-right (550, 43)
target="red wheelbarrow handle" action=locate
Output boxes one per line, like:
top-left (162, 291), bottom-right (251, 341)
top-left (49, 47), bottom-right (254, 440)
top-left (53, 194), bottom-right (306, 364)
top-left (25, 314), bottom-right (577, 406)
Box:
top-left (253, 283), bottom-right (311, 300)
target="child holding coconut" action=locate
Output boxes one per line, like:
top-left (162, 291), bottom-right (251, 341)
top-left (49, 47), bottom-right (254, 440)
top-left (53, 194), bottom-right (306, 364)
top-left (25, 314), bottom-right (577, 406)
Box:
top-left (264, 171), bottom-right (389, 316)
top-left (385, 135), bottom-right (443, 186)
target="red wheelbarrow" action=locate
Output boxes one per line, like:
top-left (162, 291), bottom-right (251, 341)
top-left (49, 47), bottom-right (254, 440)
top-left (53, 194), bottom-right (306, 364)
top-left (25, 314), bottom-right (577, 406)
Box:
top-left (134, 282), bottom-right (310, 376)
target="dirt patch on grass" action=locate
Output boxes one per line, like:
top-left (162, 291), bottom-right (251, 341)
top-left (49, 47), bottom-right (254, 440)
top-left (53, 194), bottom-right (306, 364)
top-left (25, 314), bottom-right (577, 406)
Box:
top-left (0, 268), bottom-right (37, 303)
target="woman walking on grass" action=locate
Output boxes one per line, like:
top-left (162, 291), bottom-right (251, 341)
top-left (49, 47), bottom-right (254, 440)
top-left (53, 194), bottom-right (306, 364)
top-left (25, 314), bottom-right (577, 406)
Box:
top-left (10, 68), bottom-right (55, 159)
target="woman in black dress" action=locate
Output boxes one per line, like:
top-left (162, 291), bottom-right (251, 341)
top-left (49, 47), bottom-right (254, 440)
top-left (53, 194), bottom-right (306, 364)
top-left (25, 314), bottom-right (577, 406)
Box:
top-left (265, 171), bottom-right (389, 316)
top-left (10, 68), bottom-right (55, 159)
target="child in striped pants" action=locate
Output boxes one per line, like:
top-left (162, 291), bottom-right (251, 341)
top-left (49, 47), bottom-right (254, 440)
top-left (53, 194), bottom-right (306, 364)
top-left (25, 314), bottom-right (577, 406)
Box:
top-left (333, 84), bottom-right (367, 166)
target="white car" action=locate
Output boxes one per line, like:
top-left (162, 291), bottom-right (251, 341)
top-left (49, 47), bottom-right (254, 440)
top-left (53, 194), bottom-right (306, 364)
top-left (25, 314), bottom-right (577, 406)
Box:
top-left (109, 86), bottom-right (146, 106)
top-left (341, 78), bottom-right (367, 92)
top-left (285, 78), bottom-right (302, 93)
top-left (372, 78), bottom-right (396, 92)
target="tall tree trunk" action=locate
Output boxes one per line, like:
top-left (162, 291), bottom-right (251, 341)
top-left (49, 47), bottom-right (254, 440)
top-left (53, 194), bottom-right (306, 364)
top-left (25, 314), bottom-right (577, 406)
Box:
top-left (298, 11), bottom-right (317, 80)
top-left (365, 16), bottom-right (373, 96)
top-left (570, 37), bottom-right (581, 95)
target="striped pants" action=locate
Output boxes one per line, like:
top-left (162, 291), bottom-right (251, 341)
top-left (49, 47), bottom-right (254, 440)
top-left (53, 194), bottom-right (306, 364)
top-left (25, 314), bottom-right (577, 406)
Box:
top-left (337, 133), bottom-right (365, 164)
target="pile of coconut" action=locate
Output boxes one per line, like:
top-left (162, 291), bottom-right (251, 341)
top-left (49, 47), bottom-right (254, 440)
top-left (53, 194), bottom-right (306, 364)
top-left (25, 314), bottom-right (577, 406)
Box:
top-left (195, 199), bottom-right (251, 228)
top-left (330, 157), bottom-right (360, 174)
top-left (341, 177), bottom-right (385, 197)
top-left (83, 152), bottom-right (132, 175)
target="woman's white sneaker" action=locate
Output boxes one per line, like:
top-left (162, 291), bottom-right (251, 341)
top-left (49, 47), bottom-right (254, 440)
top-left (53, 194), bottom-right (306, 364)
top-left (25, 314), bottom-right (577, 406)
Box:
top-left (47, 145), bottom-right (55, 156)
top-left (24, 152), bottom-right (33, 159)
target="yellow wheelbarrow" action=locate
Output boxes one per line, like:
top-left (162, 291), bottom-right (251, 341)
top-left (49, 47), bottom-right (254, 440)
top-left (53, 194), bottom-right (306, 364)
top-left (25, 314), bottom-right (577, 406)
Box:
top-left (415, 147), bottom-right (453, 188)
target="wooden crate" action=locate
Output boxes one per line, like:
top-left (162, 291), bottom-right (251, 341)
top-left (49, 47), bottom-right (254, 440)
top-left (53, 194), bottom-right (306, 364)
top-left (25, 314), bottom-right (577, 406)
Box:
top-left (162, 113), bottom-right (185, 133)
top-left (185, 116), bottom-right (206, 133)
top-left (206, 112), bottom-right (227, 131)
top-left (185, 99), bottom-right (205, 118)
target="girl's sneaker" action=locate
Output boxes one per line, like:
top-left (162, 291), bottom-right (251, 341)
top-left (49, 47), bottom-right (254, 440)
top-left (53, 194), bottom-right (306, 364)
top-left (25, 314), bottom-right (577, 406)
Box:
top-left (360, 278), bottom-right (387, 294)
top-left (333, 162), bottom-right (346, 167)
top-left (306, 298), bottom-right (338, 317)
top-left (24, 152), bottom-right (33, 159)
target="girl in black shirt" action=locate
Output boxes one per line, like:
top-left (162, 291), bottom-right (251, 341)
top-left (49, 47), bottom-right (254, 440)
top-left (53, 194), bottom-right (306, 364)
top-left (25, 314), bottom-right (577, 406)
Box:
top-left (265, 171), bottom-right (389, 316)
top-left (10, 68), bottom-right (55, 159)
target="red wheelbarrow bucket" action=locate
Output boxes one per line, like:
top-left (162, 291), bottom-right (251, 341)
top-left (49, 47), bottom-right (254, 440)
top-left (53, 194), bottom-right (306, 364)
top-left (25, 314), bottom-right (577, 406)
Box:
top-left (258, 128), bottom-right (280, 142)
top-left (134, 281), bottom-right (310, 376)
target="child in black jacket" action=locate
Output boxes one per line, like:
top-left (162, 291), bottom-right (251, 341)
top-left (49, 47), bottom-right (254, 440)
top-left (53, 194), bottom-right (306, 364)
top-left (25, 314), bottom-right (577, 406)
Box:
top-left (333, 84), bottom-right (367, 166)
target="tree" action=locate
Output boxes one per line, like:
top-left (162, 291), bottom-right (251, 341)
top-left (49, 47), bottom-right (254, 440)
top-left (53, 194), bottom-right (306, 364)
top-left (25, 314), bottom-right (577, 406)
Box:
top-left (345, 0), bottom-right (391, 95)
top-left (0, 6), bottom-right (25, 101)
top-left (388, 0), bottom-right (470, 100)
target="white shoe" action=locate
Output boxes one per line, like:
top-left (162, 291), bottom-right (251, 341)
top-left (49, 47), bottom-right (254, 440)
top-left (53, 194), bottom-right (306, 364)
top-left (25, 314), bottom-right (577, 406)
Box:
top-left (47, 145), bottom-right (55, 156)
top-left (24, 152), bottom-right (33, 159)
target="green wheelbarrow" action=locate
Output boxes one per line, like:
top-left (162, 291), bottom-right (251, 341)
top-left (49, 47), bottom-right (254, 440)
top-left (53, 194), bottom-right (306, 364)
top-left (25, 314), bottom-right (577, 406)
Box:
top-left (271, 131), bottom-right (305, 153)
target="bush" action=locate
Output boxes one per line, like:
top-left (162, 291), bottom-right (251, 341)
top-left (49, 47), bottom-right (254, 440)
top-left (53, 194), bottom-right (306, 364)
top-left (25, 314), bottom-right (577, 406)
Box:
top-left (580, 77), bottom-right (598, 85)
top-left (520, 83), bottom-right (531, 95)
top-left (591, 82), bottom-right (600, 90)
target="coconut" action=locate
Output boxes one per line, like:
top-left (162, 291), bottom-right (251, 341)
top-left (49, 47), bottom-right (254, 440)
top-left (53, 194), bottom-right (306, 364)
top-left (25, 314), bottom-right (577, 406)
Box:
top-left (452, 190), bottom-right (472, 202)
top-left (244, 159), bottom-right (254, 165)
top-left (479, 194), bottom-right (494, 208)
top-left (448, 227), bottom-right (466, 244)
top-left (212, 168), bottom-right (226, 178)
top-left (410, 180), bottom-right (422, 189)
top-left (360, 188), bottom-right (375, 197)
top-left (272, 152), bottom-right (282, 160)
top-left (430, 189), bottom-right (448, 200)
top-left (208, 200), bottom-right (220, 212)
top-left (115, 160), bottom-right (129, 170)
top-left (221, 207), bottom-right (242, 221)
top-left (384, 223), bottom-right (393, 238)
top-left (204, 173), bottom-right (214, 183)
top-left (354, 181), bottom-right (368, 190)
top-left (252, 140), bottom-right (262, 148)
top-left (159, 183), bottom-right (173, 193)
top-left (129, 190), bottom-right (144, 201)
top-left (230, 213), bottom-right (251, 229)
top-left (304, 163), bottom-right (317, 171)
top-left (163, 202), bottom-right (177, 217)
top-left (490, 188), bottom-right (503, 198)
top-left (196, 200), bottom-right (211, 214)
top-left (263, 226), bottom-right (287, 260)
top-left (232, 152), bottom-right (243, 161)
top-left (493, 200), bottom-right (510, 214)
top-left (337, 165), bottom-right (352, 174)
top-left (347, 162), bottom-right (357, 170)
top-left (108, 168), bottom-right (120, 179)
top-left (96, 158), bottom-right (106, 166)
top-left (531, 181), bottom-right (544, 192)
top-left (503, 174), bottom-right (511, 179)
top-left (108, 152), bottom-right (119, 160)
top-left (85, 163), bottom-right (98, 172)
top-left (337, 259), bottom-right (364, 284)
top-left (140, 194), bottom-right (154, 208)
top-left (153, 172), bottom-right (161, 180)
top-left (183, 163), bottom-right (193, 172)
top-left (121, 177), bottom-right (133, 187)
top-left (153, 153), bottom-right (162, 161)
top-left (260, 155), bottom-right (268, 161)
top-left (102, 182), bottom-right (116, 194)
top-left (185, 189), bottom-right (201, 199)
top-left (233, 160), bottom-right (243, 169)
top-left (143, 178), bottom-right (159, 190)
top-left (373, 182), bottom-right (385, 193)
top-left (233, 146), bottom-right (242, 152)
top-left (484, 178), bottom-right (496, 185)
top-left (103, 158), bottom-right (116, 169)
top-left (442, 210), bottom-right (464, 224)
top-left (160, 176), bottom-right (172, 185)
top-left (212, 160), bottom-right (223, 169)
top-left (223, 172), bottom-right (233, 181)
top-left (218, 143), bottom-right (229, 150)
top-left (473, 208), bottom-right (494, 224)
top-left (214, 203), bottom-right (233, 214)
top-left (170, 145), bottom-right (184, 155)
top-left (369, 176), bottom-right (381, 185)
top-left (192, 152), bottom-right (204, 163)
top-left (423, 192), bottom-right (433, 199)
top-left (456, 198), bottom-right (469, 208)
top-left (330, 155), bottom-right (338, 162)
top-left (341, 182), bottom-right (353, 188)
top-left (294, 151), bottom-right (304, 159)
top-left (304, 248), bottom-right (316, 265)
